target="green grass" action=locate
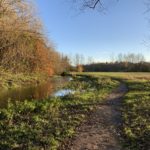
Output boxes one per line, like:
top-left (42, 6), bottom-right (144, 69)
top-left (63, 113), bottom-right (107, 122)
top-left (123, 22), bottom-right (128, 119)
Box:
top-left (73, 72), bottom-right (150, 80)
top-left (122, 80), bottom-right (150, 150)
top-left (75, 72), bottom-right (150, 150)
top-left (0, 68), bottom-right (48, 89)
top-left (1, 71), bottom-right (149, 150)
top-left (0, 75), bottom-right (119, 150)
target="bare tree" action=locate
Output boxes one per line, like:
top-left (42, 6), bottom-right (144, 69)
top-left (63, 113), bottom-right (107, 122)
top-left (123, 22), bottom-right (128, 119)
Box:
top-left (117, 53), bottom-right (124, 62)
top-left (74, 53), bottom-right (80, 66)
top-left (71, 0), bottom-right (118, 11)
top-left (87, 56), bottom-right (94, 64)
top-left (110, 53), bottom-right (115, 63)
top-left (117, 53), bottom-right (145, 63)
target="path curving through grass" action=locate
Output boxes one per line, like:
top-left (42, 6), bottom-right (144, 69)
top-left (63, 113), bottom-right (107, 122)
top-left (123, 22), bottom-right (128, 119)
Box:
top-left (62, 83), bottom-right (128, 150)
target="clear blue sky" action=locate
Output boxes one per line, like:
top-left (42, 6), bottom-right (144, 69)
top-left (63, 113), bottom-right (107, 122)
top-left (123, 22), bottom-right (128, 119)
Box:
top-left (35, 0), bottom-right (150, 62)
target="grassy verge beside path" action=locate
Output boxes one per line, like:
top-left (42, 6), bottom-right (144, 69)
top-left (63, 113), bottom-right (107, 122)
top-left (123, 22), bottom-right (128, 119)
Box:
top-left (75, 72), bottom-right (150, 150)
top-left (122, 80), bottom-right (150, 150)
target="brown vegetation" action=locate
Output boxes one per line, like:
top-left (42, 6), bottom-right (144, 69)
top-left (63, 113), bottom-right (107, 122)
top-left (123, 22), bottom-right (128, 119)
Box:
top-left (77, 65), bottom-right (84, 72)
top-left (0, 0), bottom-right (70, 76)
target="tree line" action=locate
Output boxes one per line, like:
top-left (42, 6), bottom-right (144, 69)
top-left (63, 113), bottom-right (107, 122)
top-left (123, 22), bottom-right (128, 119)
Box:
top-left (0, 0), bottom-right (70, 76)
top-left (82, 53), bottom-right (150, 72)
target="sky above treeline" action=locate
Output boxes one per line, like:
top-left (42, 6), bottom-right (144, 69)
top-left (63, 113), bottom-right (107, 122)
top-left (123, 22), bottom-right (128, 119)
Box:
top-left (35, 0), bottom-right (150, 62)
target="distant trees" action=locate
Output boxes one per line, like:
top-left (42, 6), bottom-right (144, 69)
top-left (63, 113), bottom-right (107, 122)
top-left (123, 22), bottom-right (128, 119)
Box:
top-left (0, 0), bottom-right (70, 75)
top-left (71, 53), bottom-right (94, 72)
top-left (83, 53), bottom-right (150, 72)
top-left (117, 53), bottom-right (145, 63)
top-left (83, 62), bottom-right (150, 72)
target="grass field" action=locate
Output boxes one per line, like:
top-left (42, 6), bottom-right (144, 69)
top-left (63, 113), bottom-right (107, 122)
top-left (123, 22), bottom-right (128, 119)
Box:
top-left (73, 72), bottom-right (150, 80)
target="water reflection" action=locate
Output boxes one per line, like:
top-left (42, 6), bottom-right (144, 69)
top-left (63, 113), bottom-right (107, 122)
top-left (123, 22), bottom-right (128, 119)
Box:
top-left (54, 89), bottom-right (74, 97)
top-left (0, 77), bottom-right (70, 108)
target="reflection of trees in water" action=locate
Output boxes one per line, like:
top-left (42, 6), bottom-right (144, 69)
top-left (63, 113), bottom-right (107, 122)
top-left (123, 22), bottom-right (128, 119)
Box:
top-left (32, 83), bottom-right (54, 100)
top-left (31, 77), bottom-right (69, 99)
top-left (0, 77), bottom-right (70, 108)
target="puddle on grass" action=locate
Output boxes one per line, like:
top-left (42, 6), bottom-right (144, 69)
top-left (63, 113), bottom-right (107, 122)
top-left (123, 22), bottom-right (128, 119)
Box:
top-left (54, 89), bottom-right (75, 97)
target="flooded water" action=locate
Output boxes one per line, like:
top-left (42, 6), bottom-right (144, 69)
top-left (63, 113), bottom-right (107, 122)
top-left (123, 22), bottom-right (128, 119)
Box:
top-left (0, 77), bottom-right (72, 108)
top-left (54, 89), bottom-right (74, 97)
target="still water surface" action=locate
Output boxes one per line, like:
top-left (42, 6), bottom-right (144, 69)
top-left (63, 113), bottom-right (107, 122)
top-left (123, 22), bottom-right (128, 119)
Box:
top-left (0, 77), bottom-right (71, 108)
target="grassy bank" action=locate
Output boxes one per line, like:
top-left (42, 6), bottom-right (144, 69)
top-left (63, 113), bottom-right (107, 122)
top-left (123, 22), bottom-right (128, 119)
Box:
top-left (0, 75), bottom-right (119, 150)
top-left (0, 69), bottom-right (48, 89)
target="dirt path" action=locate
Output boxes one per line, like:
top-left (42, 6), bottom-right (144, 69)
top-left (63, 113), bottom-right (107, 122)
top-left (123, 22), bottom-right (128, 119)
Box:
top-left (61, 83), bottom-right (128, 150)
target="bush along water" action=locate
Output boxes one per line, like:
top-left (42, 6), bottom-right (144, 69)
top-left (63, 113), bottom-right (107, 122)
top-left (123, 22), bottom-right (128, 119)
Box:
top-left (0, 75), bottom-right (119, 150)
